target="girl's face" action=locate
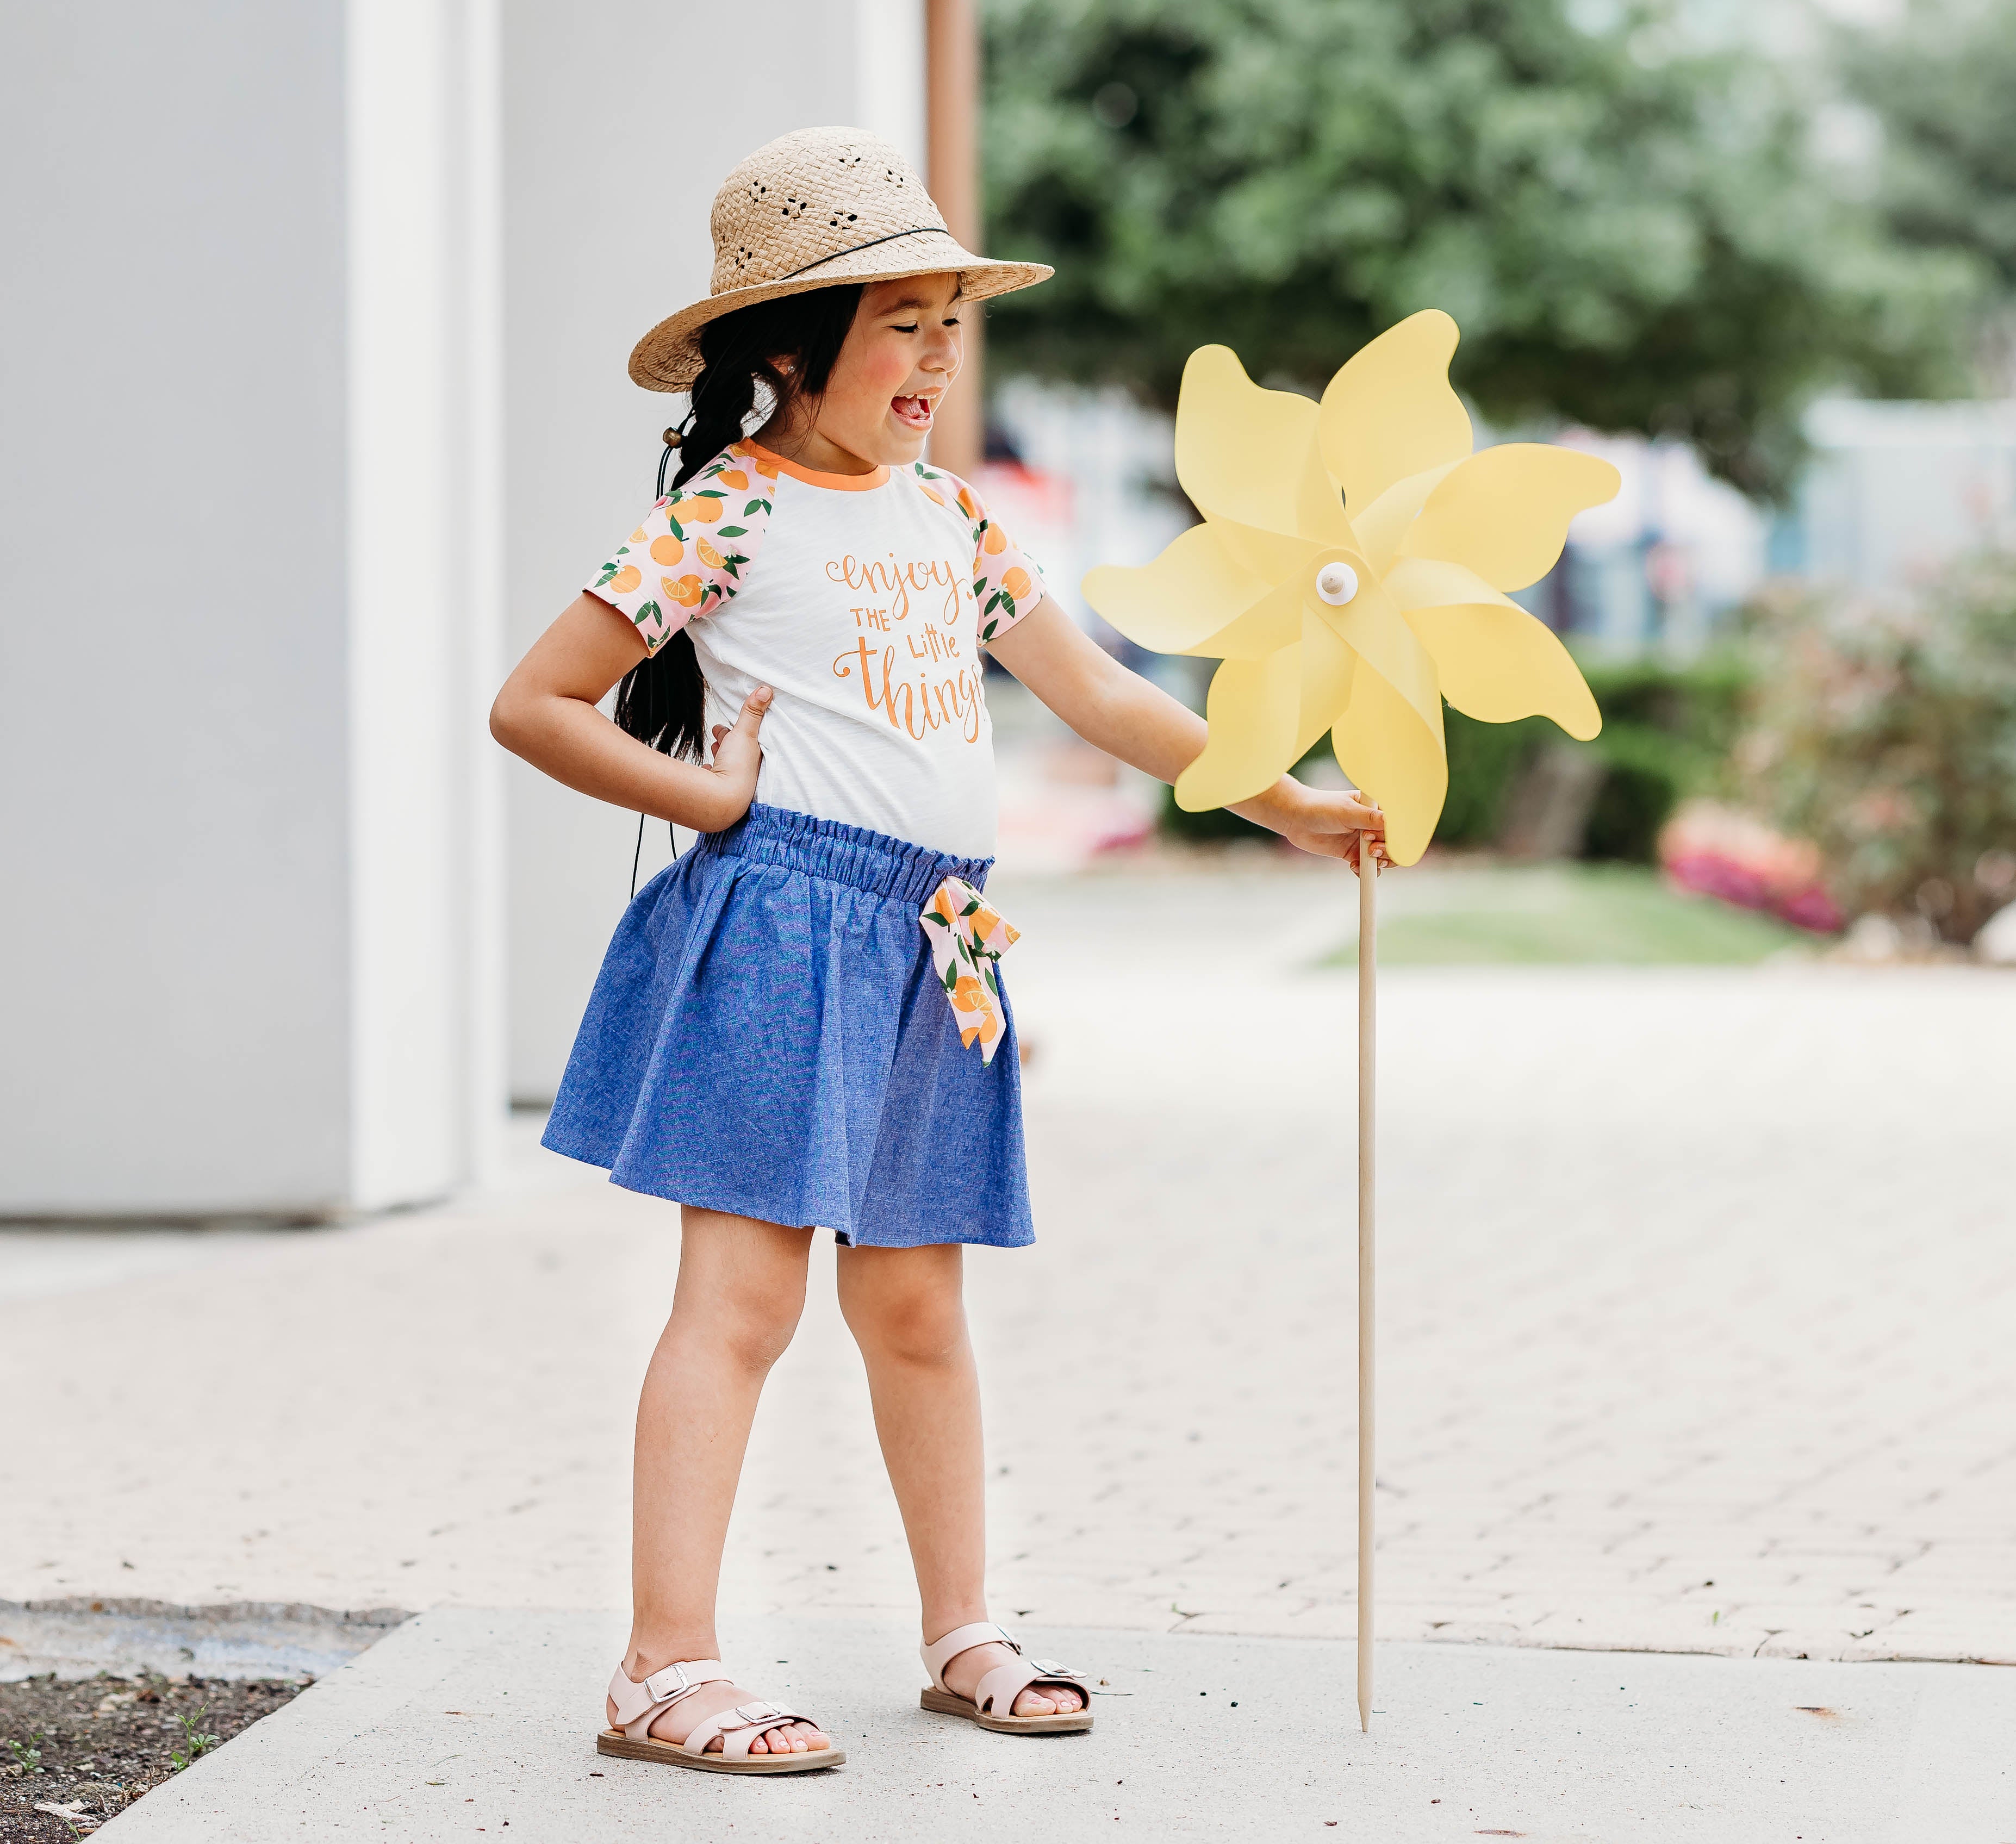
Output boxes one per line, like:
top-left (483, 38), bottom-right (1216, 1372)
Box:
top-left (798, 273), bottom-right (965, 468)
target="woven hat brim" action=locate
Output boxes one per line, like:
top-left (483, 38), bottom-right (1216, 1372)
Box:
top-left (628, 229), bottom-right (1053, 392)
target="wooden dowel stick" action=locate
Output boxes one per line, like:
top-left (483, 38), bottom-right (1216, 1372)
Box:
top-left (1357, 849), bottom-right (1377, 1733)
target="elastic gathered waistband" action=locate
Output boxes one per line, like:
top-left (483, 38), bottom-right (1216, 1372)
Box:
top-left (695, 803), bottom-right (992, 907)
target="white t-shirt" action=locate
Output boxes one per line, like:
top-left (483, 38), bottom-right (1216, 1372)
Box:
top-left (587, 439), bottom-right (1048, 859)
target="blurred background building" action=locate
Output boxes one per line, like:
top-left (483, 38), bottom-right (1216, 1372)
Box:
top-left (5, 0), bottom-right (2012, 1219)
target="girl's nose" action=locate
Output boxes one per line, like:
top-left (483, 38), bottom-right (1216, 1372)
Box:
top-left (923, 322), bottom-right (962, 379)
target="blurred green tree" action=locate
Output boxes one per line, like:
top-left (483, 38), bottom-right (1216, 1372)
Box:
top-left (981, 0), bottom-right (1976, 499)
top-left (1839, 0), bottom-right (2016, 370)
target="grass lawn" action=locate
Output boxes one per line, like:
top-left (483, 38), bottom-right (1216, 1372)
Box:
top-left (1326, 862), bottom-right (1818, 966)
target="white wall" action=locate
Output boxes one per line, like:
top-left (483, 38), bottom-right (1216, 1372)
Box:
top-left (0, 0), bottom-right (926, 1206)
top-left (1800, 398), bottom-right (2016, 589)
top-left (500, 0), bottom-right (925, 1102)
top-left (1, 3), bottom-right (352, 1213)
top-left (0, 0), bottom-right (504, 1215)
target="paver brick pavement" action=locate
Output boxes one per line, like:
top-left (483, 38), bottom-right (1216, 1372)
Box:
top-left (3, 867), bottom-right (2011, 1672)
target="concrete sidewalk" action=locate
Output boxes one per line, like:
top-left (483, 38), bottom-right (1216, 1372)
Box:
top-left (97, 1610), bottom-right (2015, 1843)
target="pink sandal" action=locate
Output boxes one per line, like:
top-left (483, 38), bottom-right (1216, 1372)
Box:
top-left (919, 1622), bottom-right (1094, 1734)
top-left (599, 1659), bottom-right (843, 1774)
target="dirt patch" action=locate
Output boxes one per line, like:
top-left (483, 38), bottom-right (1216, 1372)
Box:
top-left (1, 1673), bottom-right (306, 1839)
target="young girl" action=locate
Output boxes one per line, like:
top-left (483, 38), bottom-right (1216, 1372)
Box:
top-left (491, 126), bottom-right (1385, 1775)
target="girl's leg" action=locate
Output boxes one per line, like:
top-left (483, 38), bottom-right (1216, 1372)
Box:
top-left (834, 1243), bottom-right (1084, 1718)
top-left (607, 1204), bottom-right (832, 1755)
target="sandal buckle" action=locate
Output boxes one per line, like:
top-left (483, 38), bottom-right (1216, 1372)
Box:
top-left (641, 1662), bottom-right (692, 1701)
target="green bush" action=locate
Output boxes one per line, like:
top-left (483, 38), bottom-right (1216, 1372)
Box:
top-left (1588, 656), bottom-right (1750, 767)
top-left (1579, 723), bottom-right (1689, 863)
top-left (1740, 554), bottom-right (2016, 943)
top-left (1436, 713), bottom-right (1551, 845)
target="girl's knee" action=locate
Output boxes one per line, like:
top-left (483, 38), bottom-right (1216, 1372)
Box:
top-left (708, 1282), bottom-right (804, 1370)
top-left (674, 1210), bottom-right (810, 1368)
top-left (838, 1254), bottom-right (968, 1366)
top-left (857, 1315), bottom-right (966, 1369)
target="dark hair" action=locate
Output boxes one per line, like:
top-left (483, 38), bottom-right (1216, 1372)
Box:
top-left (612, 284), bottom-right (864, 761)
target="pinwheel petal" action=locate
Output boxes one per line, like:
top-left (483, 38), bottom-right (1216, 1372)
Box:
top-left (1332, 661), bottom-right (1447, 868)
top-left (1385, 558), bottom-right (1600, 739)
top-left (1208, 580), bottom-right (1306, 661)
top-left (1174, 647), bottom-right (1303, 812)
top-left (1402, 445), bottom-right (1622, 591)
top-left (1314, 582), bottom-right (1448, 867)
top-left (1296, 606), bottom-right (1358, 759)
top-left (1314, 580), bottom-right (1445, 753)
top-left (1381, 556), bottom-right (1513, 614)
top-left (1318, 310), bottom-right (1473, 516)
top-left (1212, 520), bottom-right (1324, 589)
top-left (1082, 524), bottom-right (1270, 656)
top-left (1408, 603), bottom-right (1602, 739)
top-left (1174, 346), bottom-right (1321, 538)
top-left (1346, 462), bottom-right (1460, 577)
top-left (1295, 432), bottom-right (1357, 547)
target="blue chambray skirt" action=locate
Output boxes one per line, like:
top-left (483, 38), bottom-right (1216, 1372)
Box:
top-left (541, 802), bottom-right (1034, 1249)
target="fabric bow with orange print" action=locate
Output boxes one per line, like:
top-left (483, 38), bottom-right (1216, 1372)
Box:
top-left (919, 878), bottom-right (1020, 1065)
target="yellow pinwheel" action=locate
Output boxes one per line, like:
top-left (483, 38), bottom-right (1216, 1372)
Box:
top-left (1082, 310), bottom-right (1619, 864)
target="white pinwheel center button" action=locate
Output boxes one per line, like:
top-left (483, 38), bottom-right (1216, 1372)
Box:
top-left (1316, 563), bottom-right (1359, 606)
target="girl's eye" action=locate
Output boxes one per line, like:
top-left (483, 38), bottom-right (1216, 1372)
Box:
top-left (891, 322), bottom-right (919, 334)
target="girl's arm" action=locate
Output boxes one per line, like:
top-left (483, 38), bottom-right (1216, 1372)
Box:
top-left (987, 597), bottom-right (1386, 867)
top-left (489, 592), bottom-right (771, 832)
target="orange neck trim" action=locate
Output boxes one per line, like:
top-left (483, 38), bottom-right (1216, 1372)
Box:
top-left (739, 439), bottom-right (887, 491)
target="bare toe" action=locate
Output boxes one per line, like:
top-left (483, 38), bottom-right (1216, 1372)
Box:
top-left (1014, 1688), bottom-right (1056, 1717)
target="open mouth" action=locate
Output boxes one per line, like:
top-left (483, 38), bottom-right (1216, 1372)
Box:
top-left (892, 394), bottom-right (935, 431)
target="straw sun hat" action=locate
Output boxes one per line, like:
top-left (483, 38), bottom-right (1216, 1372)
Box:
top-left (627, 126), bottom-right (1053, 392)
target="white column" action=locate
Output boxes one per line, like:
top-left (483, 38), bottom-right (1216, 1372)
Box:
top-left (346, 0), bottom-right (507, 1206)
top-left (456, 0), bottom-right (511, 1193)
